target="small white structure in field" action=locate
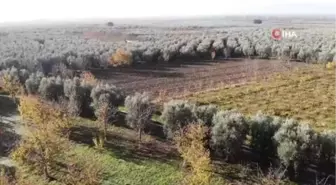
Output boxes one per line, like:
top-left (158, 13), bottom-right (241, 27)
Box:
top-left (125, 39), bottom-right (137, 44)
top-left (211, 49), bottom-right (216, 60)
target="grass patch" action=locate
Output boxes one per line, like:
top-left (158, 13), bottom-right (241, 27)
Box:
top-left (71, 145), bottom-right (183, 185)
top-left (68, 120), bottom-right (184, 185)
top-left (187, 66), bottom-right (335, 130)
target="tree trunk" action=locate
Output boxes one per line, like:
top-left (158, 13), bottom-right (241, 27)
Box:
top-left (104, 120), bottom-right (107, 140)
top-left (12, 95), bottom-right (16, 104)
top-left (43, 164), bottom-right (49, 180)
top-left (138, 128), bottom-right (142, 148)
top-left (138, 129), bottom-right (142, 142)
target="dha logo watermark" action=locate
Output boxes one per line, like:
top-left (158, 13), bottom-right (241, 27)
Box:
top-left (271, 28), bottom-right (297, 40)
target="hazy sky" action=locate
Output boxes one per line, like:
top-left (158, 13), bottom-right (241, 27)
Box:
top-left (0, 0), bottom-right (335, 22)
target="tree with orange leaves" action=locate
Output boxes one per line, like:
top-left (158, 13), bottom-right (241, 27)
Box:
top-left (110, 49), bottom-right (133, 67)
top-left (174, 123), bottom-right (213, 185)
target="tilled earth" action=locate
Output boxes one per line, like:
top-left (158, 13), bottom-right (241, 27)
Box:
top-left (91, 59), bottom-right (307, 98)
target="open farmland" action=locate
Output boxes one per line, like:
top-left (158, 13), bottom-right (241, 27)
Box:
top-left (0, 16), bottom-right (335, 185)
top-left (92, 59), bottom-right (308, 98)
top-left (187, 66), bottom-right (335, 130)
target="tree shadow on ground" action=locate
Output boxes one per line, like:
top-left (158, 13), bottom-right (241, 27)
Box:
top-left (211, 146), bottom-right (335, 185)
top-left (0, 120), bottom-right (21, 157)
top-left (115, 112), bottom-right (166, 140)
top-left (69, 123), bottom-right (179, 166)
top-left (0, 95), bottom-right (20, 157)
top-left (0, 95), bottom-right (18, 117)
top-left (90, 59), bottom-right (233, 80)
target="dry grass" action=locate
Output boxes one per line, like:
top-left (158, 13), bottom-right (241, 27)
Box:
top-left (187, 65), bottom-right (335, 130)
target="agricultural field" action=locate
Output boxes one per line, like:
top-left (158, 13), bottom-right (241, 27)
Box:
top-left (93, 59), bottom-right (307, 98)
top-left (0, 16), bottom-right (335, 185)
top-left (187, 66), bottom-right (336, 130)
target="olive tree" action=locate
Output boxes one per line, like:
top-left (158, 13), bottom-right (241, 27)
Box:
top-left (125, 92), bottom-right (153, 142)
top-left (38, 76), bottom-right (64, 101)
top-left (25, 72), bottom-right (44, 95)
top-left (250, 112), bottom-right (282, 161)
top-left (160, 100), bottom-right (197, 139)
top-left (273, 119), bottom-right (318, 177)
top-left (316, 130), bottom-right (335, 170)
top-left (195, 104), bottom-right (218, 127)
top-left (90, 83), bottom-right (124, 147)
top-left (64, 77), bottom-right (92, 117)
top-left (211, 110), bottom-right (249, 161)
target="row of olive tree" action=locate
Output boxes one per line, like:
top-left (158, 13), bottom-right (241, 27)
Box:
top-left (160, 100), bottom-right (335, 179)
top-left (0, 66), bottom-right (154, 147)
top-left (1, 26), bottom-right (335, 74)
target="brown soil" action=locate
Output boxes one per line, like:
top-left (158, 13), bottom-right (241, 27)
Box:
top-left (91, 59), bottom-right (307, 99)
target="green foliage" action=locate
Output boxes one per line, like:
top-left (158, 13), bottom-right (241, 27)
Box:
top-left (90, 83), bottom-right (124, 110)
top-left (273, 119), bottom-right (318, 176)
top-left (25, 72), bottom-right (44, 95)
top-left (195, 104), bottom-right (218, 127)
top-left (316, 130), bottom-right (335, 164)
top-left (125, 92), bottom-right (153, 141)
top-left (90, 84), bottom-right (124, 147)
top-left (64, 77), bottom-right (81, 98)
top-left (70, 145), bottom-right (183, 185)
top-left (11, 128), bottom-right (69, 179)
top-left (0, 67), bottom-right (27, 99)
top-left (64, 77), bottom-right (92, 116)
top-left (91, 87), bottom-right (123, 121)
top-left (250, 112), bottom-right (282, 159)
top-left (1, 67), bottom-right (29, 85)
top-left (160, 100), bottom-right (197, 139)
top-left (211, 110), bottom-right (249, 159)
top-left (18, 96), bottom-right (73, 134)
top-left (38, 76), bottom-right (64, 101)
top-left (174, 124), bottom-right (213, 185)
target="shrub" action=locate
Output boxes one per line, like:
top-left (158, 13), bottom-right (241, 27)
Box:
top-left (273, 119), bottom-right (318, 177)
top-left (174, 123), bottom-right (213, 185)
top-left (195, 104), bottom-right (218, 127)
top-left (110, 49), bottom-right (133, 67)
top-left (125, 92), bottom-right (153, 142)
top-left (25, 72), bottom-right (44, 95)
top-left (160, 100), bottom-right (197, 139)
top-left (211, 110), bottom-right (249, 160)
top-left (250, 113), bottom-right (282, 160)
top-left (38, 76), bottom-right (64, 101)
top-left (316, 130), bottom-right (335, 165)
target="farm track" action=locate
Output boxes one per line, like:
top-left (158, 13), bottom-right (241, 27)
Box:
top-left (93, 59), bottom-right (307, 98)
